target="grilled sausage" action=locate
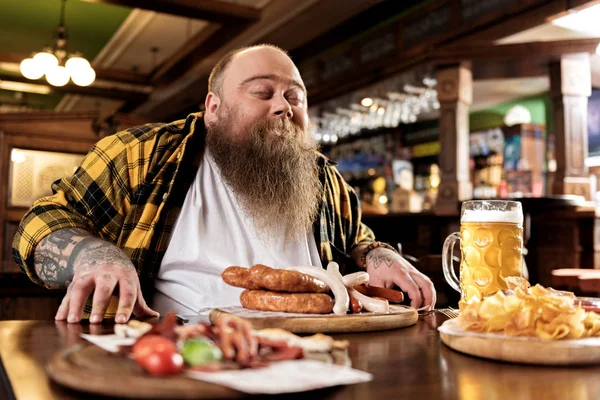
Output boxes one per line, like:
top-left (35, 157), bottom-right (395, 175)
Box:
top-left (353, 284), bottom-right (404, 303)
top-left (240, 290), bottom-right (334, 314)
top-left (222, 266), bottom-right (262, 290)
top-left (249, 264), bottom-right (329, 293)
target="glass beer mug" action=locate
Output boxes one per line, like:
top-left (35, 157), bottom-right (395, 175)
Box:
top-left (442, 200), bottom-right (523, 306)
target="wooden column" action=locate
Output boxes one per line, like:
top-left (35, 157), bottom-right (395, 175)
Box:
top-left (550, 54), bottom-right (592, 200)
top-left (435, 62), bottom-right (473, 215)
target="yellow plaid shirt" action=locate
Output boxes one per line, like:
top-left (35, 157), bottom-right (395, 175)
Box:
top-left (13, 113), bottom-right (375, 299)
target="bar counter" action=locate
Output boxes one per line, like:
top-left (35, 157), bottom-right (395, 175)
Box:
top-left (1, 314), bottom-right (598, 399)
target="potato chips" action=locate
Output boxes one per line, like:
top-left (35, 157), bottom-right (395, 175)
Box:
top-left (458, 278), bottom-right (600, 340)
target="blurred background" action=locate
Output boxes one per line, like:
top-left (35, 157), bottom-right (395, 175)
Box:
top-left (2, 0), bottom-right (600, 315)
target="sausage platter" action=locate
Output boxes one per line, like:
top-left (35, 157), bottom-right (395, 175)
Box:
top-left (209, 305), bottom-right (418, 333)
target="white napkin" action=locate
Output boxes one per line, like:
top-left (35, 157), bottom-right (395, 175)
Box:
top-left (80, 334), bottom-right (372, 394)
top-left (81, 333), bottom-right (135, 352)
top-left (185, 360), bottom-right (372, 394)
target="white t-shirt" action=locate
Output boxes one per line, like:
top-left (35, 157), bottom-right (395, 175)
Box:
top-left (152, 151), bottom-right (322, 315)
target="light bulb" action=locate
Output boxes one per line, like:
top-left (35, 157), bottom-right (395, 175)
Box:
top-left (65, 56), bottom-right (91, 75)
top-left (20, 58), bottom-right (45, 80)
top-left (33, 51), bottom-right (58, 72)
top-left (361, 97), bottom-right (373, 107)
top-left (46, 65), bottom-right (70, 87)
top-left (71, 67), bottom-right (96, 86)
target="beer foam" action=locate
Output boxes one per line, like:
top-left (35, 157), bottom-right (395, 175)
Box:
top-left (461, 209), bottom-right (523, 225)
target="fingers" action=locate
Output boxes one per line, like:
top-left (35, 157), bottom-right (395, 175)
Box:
top-left (55, 290), bottom-right (71, 321)
top-left (90, 275), bottom-right (118, 324)
top-left (67, 275), bottom-right (96, 323)
top-left (411, 272), bottom-right (436, 311)
top-left (392, 270), bottom-right (423, 309)
top-left (115, 278), bottom-right (137, 324)
top-left (133, 286), bottom-right (160, 319)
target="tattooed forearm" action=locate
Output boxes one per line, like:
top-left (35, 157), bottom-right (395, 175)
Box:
top-left (34, 228), bottom-right (91, 289)
top-left (33, 228), bottom-right (132, 289)
top-left (366, 249), bottom-right (395, 269)
top-left (72, 240), bottom-right (134, 274)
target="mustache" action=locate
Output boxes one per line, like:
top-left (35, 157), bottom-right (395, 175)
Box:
top-left (249, 117), bottom-right (313, 146)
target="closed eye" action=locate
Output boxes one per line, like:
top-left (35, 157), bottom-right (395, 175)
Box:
top-left (253, 91), bottom-right (272, 99)
top-left (286, 91), bottom-right (304, 106)
top-left (286, 96), bottom-right (301, 106)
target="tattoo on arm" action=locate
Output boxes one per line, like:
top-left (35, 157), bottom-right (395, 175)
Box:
top-left (34, 228), bottom-right (90, 289)
top-left (33, 228), bottom-right (133, 289)
top-left (366, 249), bottom-right (395, 269)
top-left (72, 240), bottom-right (134, 275)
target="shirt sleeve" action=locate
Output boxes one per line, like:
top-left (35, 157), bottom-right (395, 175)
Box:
top-left (345, 181), bottom-right (376, 250)
top-left (326, 164), bottom-right (375, 252)
top-left (12, 135), bottom-right (132, 287)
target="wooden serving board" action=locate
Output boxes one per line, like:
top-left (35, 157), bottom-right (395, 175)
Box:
top-left (47, 344), bottom-right (243, 399)
top-left (209, 305), bottom-right (418, 333)
top-left (439, 318), bottom-right (600, 365)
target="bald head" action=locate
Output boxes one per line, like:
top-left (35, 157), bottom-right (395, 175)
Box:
top-left (204, 44), bottom-right (309, 137)
top-left (208, 44), bottom-right (302, 97)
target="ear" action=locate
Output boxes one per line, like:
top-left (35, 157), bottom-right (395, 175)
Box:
top-left (204, 92), bottom-right (221, 125)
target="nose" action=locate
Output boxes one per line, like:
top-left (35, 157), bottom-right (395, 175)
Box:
top-left (272, 94), bottom-right (293, 120)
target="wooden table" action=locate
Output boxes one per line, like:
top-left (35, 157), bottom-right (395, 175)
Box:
top-left (1, 314), bottom-right (600, 400)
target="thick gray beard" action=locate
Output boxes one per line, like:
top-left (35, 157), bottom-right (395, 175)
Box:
top-left (206, 117), bottom-right (322, 242)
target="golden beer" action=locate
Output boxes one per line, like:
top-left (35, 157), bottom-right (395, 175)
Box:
top-left (459, 221), bottom-right (522, 304)
top-left (443, 200), bottom-right (523, 307)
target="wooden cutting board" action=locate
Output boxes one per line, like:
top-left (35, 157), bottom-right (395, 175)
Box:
top-left (47, 344), bottom-right (243, 399)
top-left (209, 305), bottom-right (418, 333)
top-left (439, 318), bottom-right (600, 365)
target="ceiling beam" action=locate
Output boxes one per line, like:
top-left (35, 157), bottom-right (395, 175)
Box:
top-left (95, 69), bottom-right (151, 86)
top-left (0, 73), bottom-right (148, 102)
top-left (433, 38), bottom-right (600, 63)
top-left (136, 0), bottom-right (380, 120)
top-left (150, 23), bottom-right (221, 85)
top-left (151, 22), bottom-right (251, 86)
top-left (445, 0), bottom-right (562, 46)
top-left (471, 58), bottom-right (549, 81)
top-left (78, 0), bottom-right (261, 24)
top-left (304, 39), bottom-right (599, 106)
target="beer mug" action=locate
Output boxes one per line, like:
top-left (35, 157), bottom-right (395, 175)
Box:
top-left (442, 200), bottom-right (523, 305)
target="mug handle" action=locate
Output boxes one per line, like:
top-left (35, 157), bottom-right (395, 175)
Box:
top-left (442, 232), bottom-right (461, 293)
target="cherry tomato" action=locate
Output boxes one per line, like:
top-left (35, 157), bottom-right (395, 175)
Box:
top-left (132, 335), bottom-right (184, 376)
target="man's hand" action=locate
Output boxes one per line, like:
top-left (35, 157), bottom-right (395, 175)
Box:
top-left (34, 228), bottom-right (159, 324)
top-left (364, 247), bottom-right (436, 310)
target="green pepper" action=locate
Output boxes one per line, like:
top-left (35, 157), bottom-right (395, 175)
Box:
top-left (180, 338), bottom-right (222, 366)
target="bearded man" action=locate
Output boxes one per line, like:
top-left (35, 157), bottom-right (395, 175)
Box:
top-left (13, 45), bottom-right (435, 324)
